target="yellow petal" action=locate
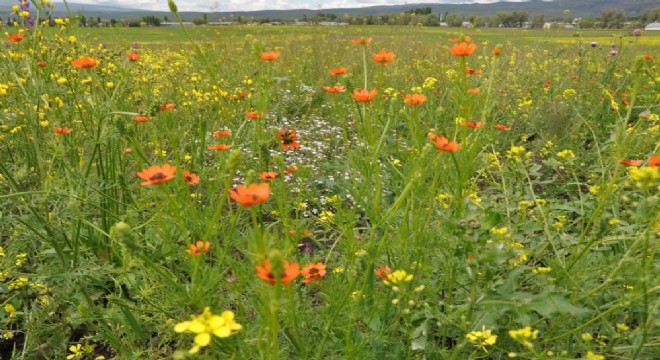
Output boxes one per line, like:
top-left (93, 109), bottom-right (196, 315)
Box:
top-left (213, 326), bottom-right (231, 338)
top-left (194, 332), bottom-right (211, 347)
top-left (174, 321), bottom-right (190, 333)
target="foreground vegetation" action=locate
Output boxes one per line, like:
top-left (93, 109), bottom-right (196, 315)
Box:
top-left (0, 4), bottom-right (659, 360)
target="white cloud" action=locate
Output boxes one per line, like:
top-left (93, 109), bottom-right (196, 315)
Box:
top-left (54, 0), bottom-right (540, 12)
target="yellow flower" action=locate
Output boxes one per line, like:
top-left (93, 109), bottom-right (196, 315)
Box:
top-left (383, 270), bottom-right (413, 286)
top-left (174, 307), bottom-right (242, 354)
top-left (556, 150), bottom-right (575, 159)
top-left (466, 326), bottom-right (498, 349)
top-left (106, 82), bottom-right (114, 89)
top-left (66, 344), bottom-right (83, 360)
top-left (586, 351), bottom-right (605, 360)
top-left (509, 326), bottom-right (538, 349)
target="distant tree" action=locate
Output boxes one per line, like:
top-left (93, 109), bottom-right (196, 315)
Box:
top-left (79, 16), bottom-right (86, 27)
top-left (142, 15), bottom-right (161, 26)
top-left (512, 11), bottom-right (528, 27)
top-left (87, 17), bottom-right (98, 27)
top-left (496, 11), bottom-right (515, 27)
top-left (578, 17), bottom-right (595, 29)
top-left (445, 13), bottom-right (463, 27)
top-left (601, 8), bottom-right (626, 29)
top-left (110, 18), bottom-right (118, 27)
top-left (639, 7), bottom-right (660, 23)
top-left (192, 18), bottom-right (206, 25)
top-left (531, 14), bottom-right (544, 28)
top-left (163, 15), bottom-right (169, 22)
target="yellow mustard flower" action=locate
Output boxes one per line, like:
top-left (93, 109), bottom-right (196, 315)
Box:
top-left (174, 307), bottom-right (242, 354)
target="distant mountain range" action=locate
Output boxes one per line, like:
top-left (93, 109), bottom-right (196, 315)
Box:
top-left (0, 0), bottom-right (657, 21)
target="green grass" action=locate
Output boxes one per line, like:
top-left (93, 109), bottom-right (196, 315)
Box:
top-left (0, 21), bottom-right (658, 359)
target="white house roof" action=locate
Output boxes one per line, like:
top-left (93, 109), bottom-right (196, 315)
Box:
top-left (645, 22), bottom-right (660, 30)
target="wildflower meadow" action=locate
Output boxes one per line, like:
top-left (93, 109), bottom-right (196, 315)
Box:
top-left (0, 1), bottom-right (659, 359)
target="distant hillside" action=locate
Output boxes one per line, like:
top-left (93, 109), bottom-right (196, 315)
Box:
top-left (0, 0), bottom-right (657, 21)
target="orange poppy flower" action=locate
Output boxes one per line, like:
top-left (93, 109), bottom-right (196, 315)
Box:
top-left (71, 56), bottom-right (98, 69)
top-left (467, 88), bottom-right (481, 95)
top-left (182, 171), bottom-right (200, 185)
top-left (492, 47), bottom-right (502, 56)
top-left (644, 54), bottom-right (652, 61)
top-left (277, 128), bottom-right (301, 150)
top-left (449, 36), bottom-right (471, 43)
top-left (208, 144), bottom-right (232, 151)
top-left (38, 60), bottom-right (46, 67)
top-left (285, 165), bottom-right (298, 174)
top-left (404, 94), bottom-right (427, 106)
top-left (375, 265), bottom-right (392, 281)
top-left (7, 33), bottom-right (23, 43)
top-left (256, 260), bottom-right (300, 286)
top-left (301, 262), bottom-right (326, 284)
top-left (465, 68), bottom-right (482, 75)
top-left (260, 51), bottom-right (281, 61)
top-left (137, 164), bottom-right (177, 186)
top-left (351, 37), bottom-right (373, 45)
top-left (433, 136), bottom-right (461, 152)
top-left (649, 155), bottom-right (660, 167)
top-left (460, 121), bottom-right (486, 128)
top-left (352, 88), bottom-right (378, 103)
top-left (450, 42), bottom-right (477, 57)
top-left (372, 49), bottom-right (395, 64)
top-left (229, 183), bottom-right (271, 207)
top-left (160, 103), bottom-right (175, 111)
top-left (323, 85), bottom-right (346, 94)
top-left (494, 124), bottom-right (511, 131)
top-left (134, 116), bottom-right (153, 122)
top-left (329, 68), bottom-right (348, 75)
top-left (53, 127), bottom-right (73, 134)
top-left (213, 129), bottom-right (232, 138)
top-left (245, 111), bottom-right (260, 119)
top-left (259, 171), bottom-right (278, 181)
top-left (127, 52), bottom-right (140, 61)
top-left (620, 159), bottom-right (643, 167)
top-left (186, 240), bottom-right (211, 256)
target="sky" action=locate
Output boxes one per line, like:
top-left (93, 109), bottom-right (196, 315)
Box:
top-left (52, 0), bottom-right (541, 13)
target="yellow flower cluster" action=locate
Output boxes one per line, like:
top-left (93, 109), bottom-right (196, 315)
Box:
top-left (174, 307), bottom-right (242, 354)
top-left (629, 166), bottom-right (659, 188)
top-left (509, 326), bottom-right (538, 348)
top-left (383, 269), bottom-right (413, 286)
top-left (466, 326), bottom-right (497, 349)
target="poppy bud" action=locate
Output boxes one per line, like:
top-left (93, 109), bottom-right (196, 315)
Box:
top-left (167, 0), bottom-right (178, 13)
top-left (228, 150), bottom-right (242, 171)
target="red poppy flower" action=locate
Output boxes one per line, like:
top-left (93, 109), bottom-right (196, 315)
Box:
top-left (134, 116), bottom-right (153, 122)
top-left (460, 121), bottom-right (486, 128)
top-left (433, 135), bottom-right (461, 152)
top-left (38, 60), bottom-right (46, 67)
top-left (494, 124), bottom-right (511, 131)
top-left (213, 129), bottom-right (232, 138)
top-left (160, 103), bottom-right (175, 111)
top-left (323, 85), bottom-right (346, 94)
top-left (186, 240), bottom-right (211, 256)
top-left (127, 52), bottom-right (140, 61)
top-left (352, 88), bottom-right (378, 103)
top-left (53, 127), bottom-right (73, 134)
top-left (649, 155), bottom-right (660, 167)
top-left (329, 68), bottom-right (348, 75)
top-left (644, 54), bottom-right (652, 61)
top-left (404, 94), bottom-right (427, 106)
top-left (372, 49), bottom-right (395, 64)
top-left (259, 171), bottom-right (278, 181)
top-left (137, 164), bottom-right (177, 186)
top-left (260, 51), bottom-right (281, 61)
top-left (375, 265), bottom-right (392, 281)
top-left (71, 56), bottom-right (98, 69)
top-left (492, 47), bottom-right (502, 56)
top-left (246, 111), bottom-right (260, 119)
top-left (229, 183), bottom-right (271, 207)
top-left (620, 159), bottom-right (643, 167)
top-left (182, 171), bottom-right (200, 185)
top-left (277, 128), bottom-right (301, 150)
top-left (351, 37), bottom-right (373, 45)
top-left (465, 68), bottom-right (482, 75)
top-left (301, 262), bottom-right (326, 284)
top-left (467, 88), bottom-right (481, 95)
top-left (450, 42), bottom-right (477, 57)
top-left (256, 260), bottom-right (300, 286)
top-left (7, 33), bottom-right (23, 43)
top-left (285, 165), bottom-right (298, 174)
top-left (208, 144), bottom-right (232, 151)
